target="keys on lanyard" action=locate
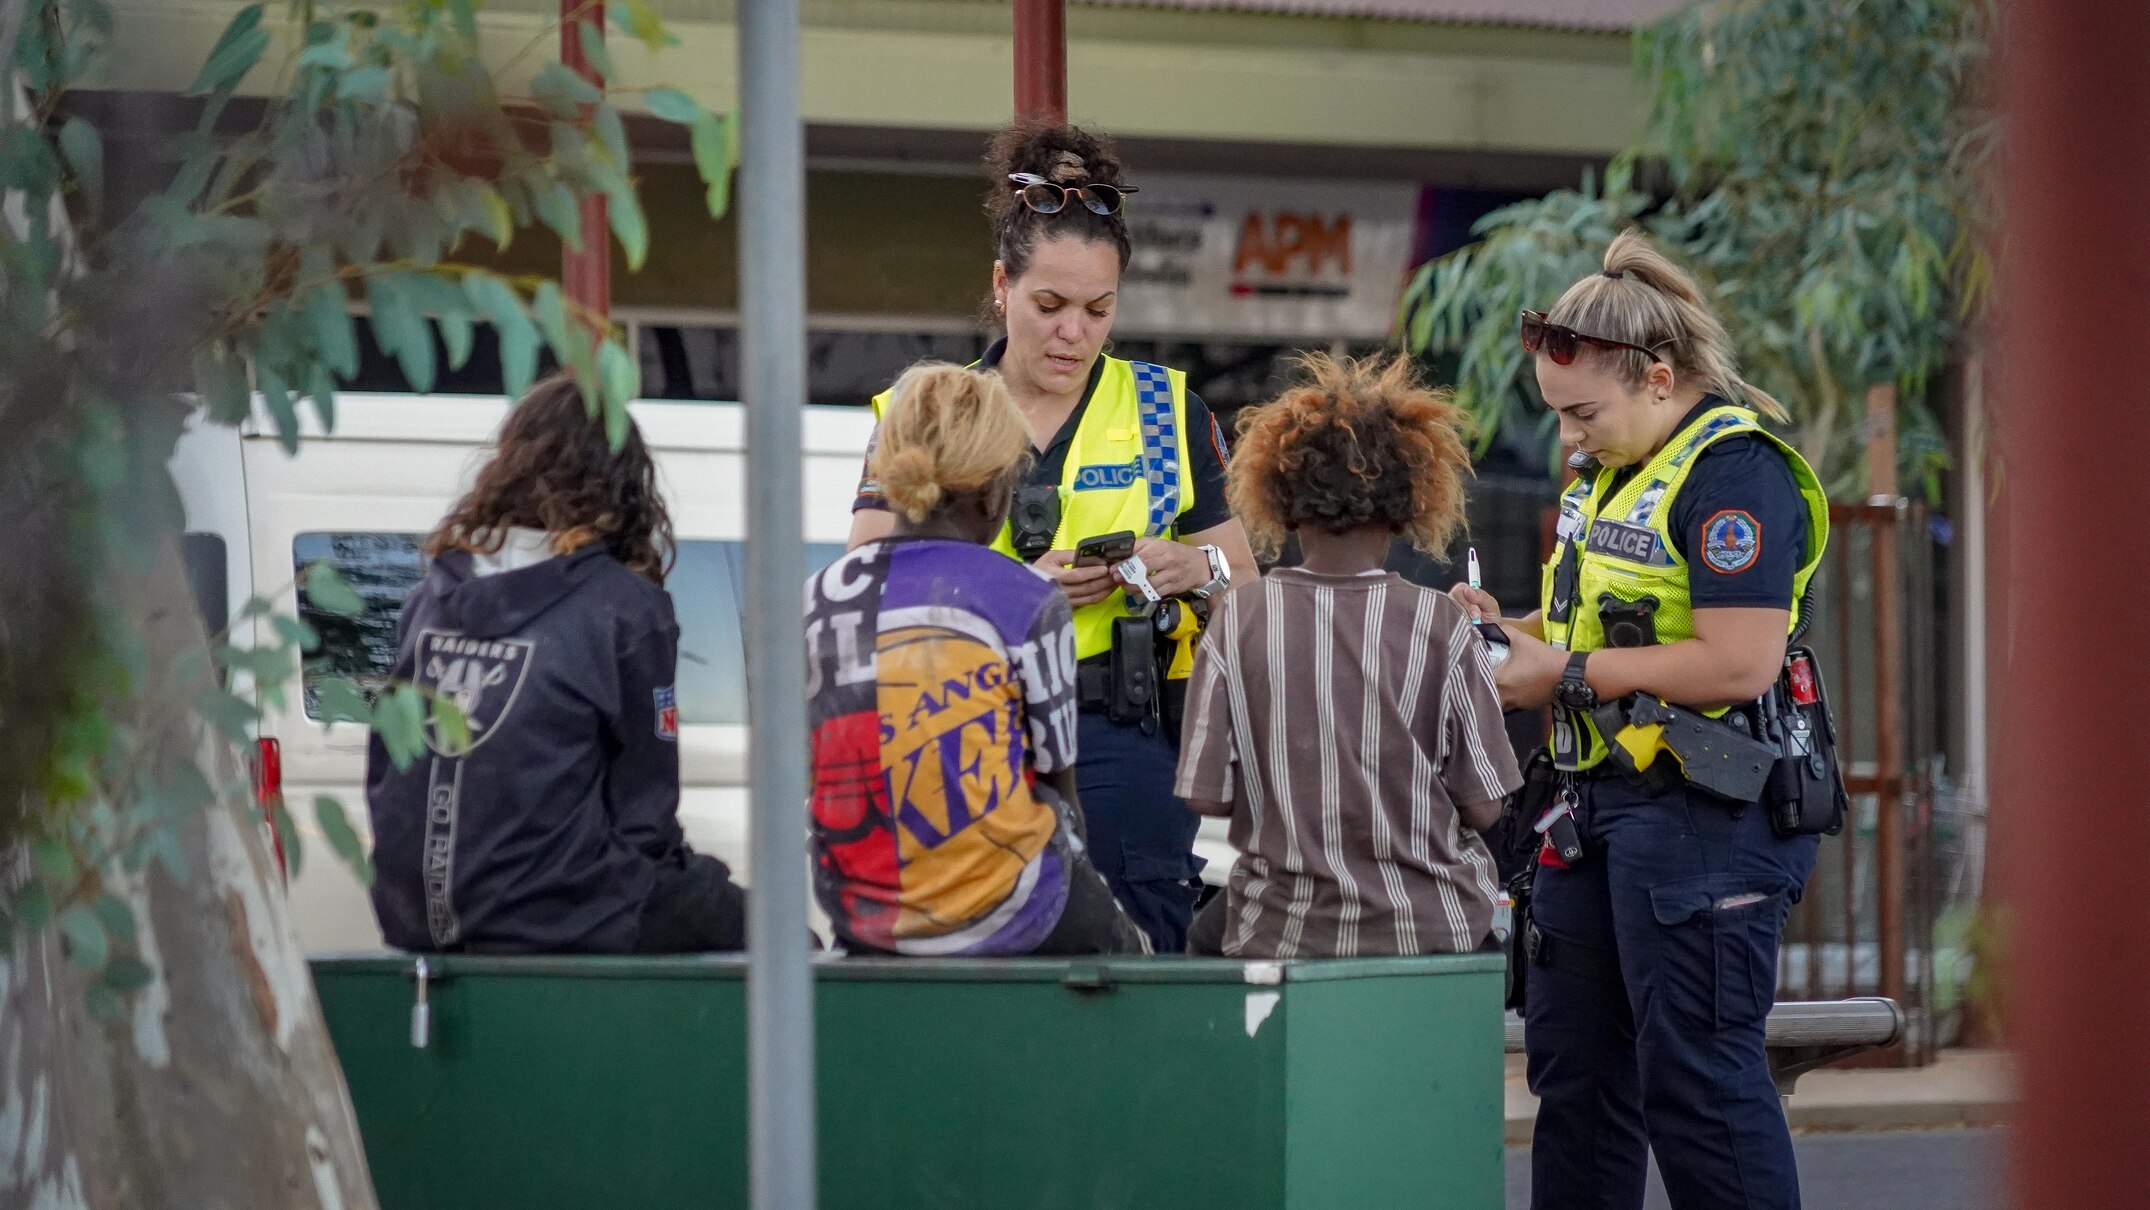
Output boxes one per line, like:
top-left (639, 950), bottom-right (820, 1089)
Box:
top-left (1534, 785), bottom-right (1585, 865)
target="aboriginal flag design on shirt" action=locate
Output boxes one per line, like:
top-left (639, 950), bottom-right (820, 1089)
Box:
top-left (803, 538), bottom-right (1080, 955)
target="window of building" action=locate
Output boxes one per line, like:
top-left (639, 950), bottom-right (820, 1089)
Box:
top-left (637, 323), bottom-right (988, 407)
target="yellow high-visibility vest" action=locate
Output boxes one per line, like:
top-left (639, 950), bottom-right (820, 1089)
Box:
top-left (871, 356), bottom-right (1196, 660)
top-left (1538, 404), bottom-right (1829, 770)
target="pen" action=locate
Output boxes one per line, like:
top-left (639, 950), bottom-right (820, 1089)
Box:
top-left (1465, 547), bottom-right (1510, 653)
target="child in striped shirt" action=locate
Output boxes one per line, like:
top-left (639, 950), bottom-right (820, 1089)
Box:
top-left (1176, 354), bottom-right (1520, 958)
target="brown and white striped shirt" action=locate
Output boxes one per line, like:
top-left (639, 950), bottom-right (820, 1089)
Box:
top-left (1175, 568), bottom-right (1522, 958)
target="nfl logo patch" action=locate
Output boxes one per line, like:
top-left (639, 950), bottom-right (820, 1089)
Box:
top-left (654, 686), bottom-right (678, 740)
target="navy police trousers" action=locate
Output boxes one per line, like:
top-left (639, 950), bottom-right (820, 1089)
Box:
top-left (1074, 711), bottom-right (1205, 954)
top-left (1525, 773), bottom-right (1818, 1210)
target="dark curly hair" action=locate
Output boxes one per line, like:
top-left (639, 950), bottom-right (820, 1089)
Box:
top-left (984, 118), bottom-right (1133, 280)
top-left (426, 374), bottom-right (674, 583)
top-left (1229, 353), bottom-right (1473, 561)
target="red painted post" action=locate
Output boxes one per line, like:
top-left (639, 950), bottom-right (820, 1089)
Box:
top-left (1013, 0), bottom-right (1067, 122)
top-left (561, 1), bottom-right (609, 319)
top-left (1996, 2), bottom-right (2150, 1206)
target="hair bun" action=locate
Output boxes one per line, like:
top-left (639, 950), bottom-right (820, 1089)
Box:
top-left (986, 119), bottom-right (1127, 220)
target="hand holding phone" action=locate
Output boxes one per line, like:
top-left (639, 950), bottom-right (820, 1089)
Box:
top-left (1073, 530), bottom-right (1137, 568)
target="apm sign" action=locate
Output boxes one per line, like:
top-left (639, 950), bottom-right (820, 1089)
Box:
top-left (1119, 174), bottom-right (1420, 340)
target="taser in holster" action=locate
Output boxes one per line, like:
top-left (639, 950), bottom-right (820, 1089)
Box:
top-left (1154, 594), bottom-right (1208, 733)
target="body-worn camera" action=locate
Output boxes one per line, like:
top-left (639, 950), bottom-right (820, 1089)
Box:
top-left (1009, 485), bottom-right (1062, 562)
top-left (1597, 593), bottom-right (1660, 649)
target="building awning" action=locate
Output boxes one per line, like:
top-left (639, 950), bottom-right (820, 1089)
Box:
top-left (1073, 0), bottom-right (1693, 32)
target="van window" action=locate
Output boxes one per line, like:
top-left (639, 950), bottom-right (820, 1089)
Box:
top-left (291, 533), bottom-right (844, 726)
top-left (293, 532), bottom-right (427, 716)
top-left (182, 532), bottom-right (229, 637)
top-left (673, 540), bottom-right (845, 724)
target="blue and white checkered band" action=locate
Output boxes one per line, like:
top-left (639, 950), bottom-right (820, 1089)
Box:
top-left (1131, 361), bottom-right (1180, 536)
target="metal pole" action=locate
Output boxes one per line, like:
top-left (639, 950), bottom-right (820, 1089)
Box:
top-left (561, 1), bottom-right (610, 317)
top-left (1013, 0), bottom-right (1067, 122)
top-left (1999, 1), bottom-right (2150, 1206)
top-left (737, 0), bottom-right (815, 1206)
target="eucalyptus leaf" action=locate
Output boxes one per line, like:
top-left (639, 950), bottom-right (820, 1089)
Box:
top-left (429, 695), bottom-right (473, 757)
top-left (314, 677), bottom-right (372, 726)
top-left (611, 0), bottom-right (674, 51)
top-left (316, 795), bottom-right (375, 886)
top-left (642, 87), bottom-right (699, 125)
top-left (103, 957), bottom-right (157, 994)
top-left (304, 282), bottom-right (360, 379)
top-left (364, 274), bottom-right (437, 393)
top-left (59, 904), bottom-right (110, 971)
top-left (303, 560), bottom-right (368, 617)
top-left (689, 111), bottom-right (734, 218)
top-left (575, 20), bottom-right (619, 85)
top-left (270, 796), bottom-right (305, 878)
top-left (58, 117), bottom-right (102, 212)
top-left (188, 4), bottom-right (269, 95)
top-left (464, 272), bottom-right (539, 399)
top-left (92, 893), bottom-right (138, 945)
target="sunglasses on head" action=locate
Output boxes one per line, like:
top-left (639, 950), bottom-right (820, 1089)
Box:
top-left (1519, 310), bottom-right (1672, 366)
top-left (1008, 173), bottom-right (1137, 217)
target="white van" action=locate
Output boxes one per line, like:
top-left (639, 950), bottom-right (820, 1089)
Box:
top-left (174, 392), bottom-right (1239, 953)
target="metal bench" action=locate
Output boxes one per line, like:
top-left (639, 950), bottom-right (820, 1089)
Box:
top-left (1502, 997), bottom-right (1905, 1094)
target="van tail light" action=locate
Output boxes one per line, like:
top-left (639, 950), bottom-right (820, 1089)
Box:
top-left (251, 737), bottom-right (288, 882)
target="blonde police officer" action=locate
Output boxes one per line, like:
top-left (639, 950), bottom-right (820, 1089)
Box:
top-left (848, 121), bottom-right (1256, 953)
top-left (1451, 231), bottom-right (1829, 1210)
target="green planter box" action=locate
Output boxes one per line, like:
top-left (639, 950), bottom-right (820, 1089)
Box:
top-left (312, 952), bottom-right (1505, 1209)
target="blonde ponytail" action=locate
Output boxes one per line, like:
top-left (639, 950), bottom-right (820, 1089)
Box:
top-left (872, 363), bottom-right (1031, 524)
top-left (1546, 229), bottom-right (1789, 422)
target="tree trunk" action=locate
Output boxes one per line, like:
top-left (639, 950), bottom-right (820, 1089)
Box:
top-left (0, 550), bottom-right (378, 1210)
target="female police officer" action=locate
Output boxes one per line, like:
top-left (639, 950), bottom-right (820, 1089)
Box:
top-left (1451, 231), bottom-right (1829, 1210)
top-left (848, 120), bottom-right (1256, 953)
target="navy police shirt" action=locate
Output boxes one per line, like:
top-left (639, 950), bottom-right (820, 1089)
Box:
top-left (1611, 397), bottom-right (1809, 611)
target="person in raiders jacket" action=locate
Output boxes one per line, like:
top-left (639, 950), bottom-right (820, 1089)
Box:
top-left (364, 375), bottom-right (746, 953)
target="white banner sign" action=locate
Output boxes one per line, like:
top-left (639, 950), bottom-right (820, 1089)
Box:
top-left (1117, 173), bottom-right (1422, 341)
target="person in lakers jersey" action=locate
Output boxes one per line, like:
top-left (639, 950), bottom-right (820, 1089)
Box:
top-left (808, 363), bottom-right (1147, 956)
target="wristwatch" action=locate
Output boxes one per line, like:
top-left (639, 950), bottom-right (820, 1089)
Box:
top-left (1194, 543), bottom-right (1232, 598)
top-left (1553, 650), bottom-right (1597, 712)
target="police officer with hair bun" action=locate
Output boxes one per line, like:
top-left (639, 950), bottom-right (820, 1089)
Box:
top-left (1453, 229), bottom-right (1836, 1210)
top-left (848, 120), bottom-right (1257, 953)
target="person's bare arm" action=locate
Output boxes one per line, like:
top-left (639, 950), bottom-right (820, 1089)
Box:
top-left (1185, 796), bottom-right (1233, 818)
top-left (1456, 797), bottom-right (1503, 833)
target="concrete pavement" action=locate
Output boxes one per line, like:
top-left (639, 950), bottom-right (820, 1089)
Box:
top-left (1504, 1049), bottom-right (2014, 1143)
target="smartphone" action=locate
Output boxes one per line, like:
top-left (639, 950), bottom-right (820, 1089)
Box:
top-left (1073, 530), bottom-right (1137, 567)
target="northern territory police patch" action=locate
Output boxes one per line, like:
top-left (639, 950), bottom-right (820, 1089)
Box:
top-left (654, 686), bottom-right (679, 740)
top-left (1702, 510), bottom-right (1762, 574)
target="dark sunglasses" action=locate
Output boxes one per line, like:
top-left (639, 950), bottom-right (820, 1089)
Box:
top-left (1008, 173), bottom-right (1137, 217)
top-left (1519, 310), bottom-right (1672, 366)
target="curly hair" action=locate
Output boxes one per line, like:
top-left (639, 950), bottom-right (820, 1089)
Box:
top-left (426, 374), bottom-right (674, 583)
top-left (984, 117), bottom-right (1134, 279)
top-left (1228, 353), bottom-right (1473, 562)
